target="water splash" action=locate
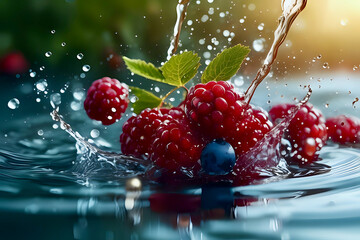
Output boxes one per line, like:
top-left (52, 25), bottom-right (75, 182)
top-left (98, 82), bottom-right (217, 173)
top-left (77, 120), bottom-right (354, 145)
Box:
top-left (8, 98), bottom-right (20, 110)
top-left (233, 88), bottom-right (313, 183)
top-left (50, 109), bottom-right (148, 178)
top-left (245, 0), bottom-right (307, 103)
top-left (167, 0), bottom-right (191, 60)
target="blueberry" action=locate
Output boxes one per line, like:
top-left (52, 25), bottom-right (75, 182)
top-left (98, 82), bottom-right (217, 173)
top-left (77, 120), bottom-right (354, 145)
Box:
top-left (201, 139), bottom-right (236, 175)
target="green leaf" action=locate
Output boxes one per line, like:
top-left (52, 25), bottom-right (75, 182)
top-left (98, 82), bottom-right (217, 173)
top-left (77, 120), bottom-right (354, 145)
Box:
top-left (160, 51), bottom-right (200, 87)
top-left (201, 44), bottom-right (250, 83)
top-left (129, 87), bottom-right (162, 114)
top-left (123, 57), bottom-right (165, 83)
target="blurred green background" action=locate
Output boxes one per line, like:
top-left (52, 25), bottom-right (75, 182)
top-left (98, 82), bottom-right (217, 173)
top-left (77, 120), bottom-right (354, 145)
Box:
top-left (1, 0), bottom-right (360, 80)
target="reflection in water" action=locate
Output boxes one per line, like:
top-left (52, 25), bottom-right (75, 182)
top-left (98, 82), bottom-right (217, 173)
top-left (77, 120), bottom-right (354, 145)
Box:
top-left (125, 178), bottom-right (142, 225)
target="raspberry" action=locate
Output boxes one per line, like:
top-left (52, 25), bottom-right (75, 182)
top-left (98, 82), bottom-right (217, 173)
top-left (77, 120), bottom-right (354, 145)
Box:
top-left (149, 117), bottom-right (205, 172)
top-left (120, 107), bottom-right (187, 157)
top-left (226, 106), bottom-right (273, 157)
top-left (326, 115), bottom-right (360, 144)
top-left (120, 108), bottom-right (169, 157)
top-left (84, 77), bottom-right (129, 125)
top-left (269, 103), bottom-right (328, 164)
top-left (0, 52), bottom-right (29, 75)
top-left (185, 81), bottom-right (245, 138)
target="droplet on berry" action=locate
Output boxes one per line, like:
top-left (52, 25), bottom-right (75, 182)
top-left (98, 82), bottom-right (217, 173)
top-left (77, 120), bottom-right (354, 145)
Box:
top-left (201, 139), bottom-right (236, 175)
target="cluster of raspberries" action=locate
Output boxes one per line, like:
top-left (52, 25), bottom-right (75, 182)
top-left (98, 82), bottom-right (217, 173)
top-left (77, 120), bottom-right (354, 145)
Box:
top-left (120, 81), bottom-right (273, 174)
top-left (85, 77), bottom-right (360, 178)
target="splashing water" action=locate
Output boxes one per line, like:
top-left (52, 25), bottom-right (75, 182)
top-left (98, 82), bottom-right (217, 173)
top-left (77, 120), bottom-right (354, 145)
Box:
top-left (50, 87), bottom-right (319, 184)
top-left (234, 88), bottom-right (313, 184)
top-left (167, 0), bottom-right (191, 60)
top-left (50, 109), bottom-right (148, 179)
top-left (245, 0), bottom-right (307, 103)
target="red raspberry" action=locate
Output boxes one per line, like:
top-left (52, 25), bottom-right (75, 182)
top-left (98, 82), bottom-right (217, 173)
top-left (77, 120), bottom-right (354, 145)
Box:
top-left (227, 106), bottom-right (273, 157)
top-left (120, 107), bottom-right (187, 157)
top-left (84, 77), bottom-right (129, 125)
top-left (185, 81), bottom-right (245, 138)
top-left (120, 108), bottom-right (169, 157)
top-left (269, 103), bottom-right (328, 164)
top-left (326, 115), bottom-right (360, 144)
top-left (149, 117), bottom-right (205, 172)
top-left (0, 52), bottom-right (29, 75)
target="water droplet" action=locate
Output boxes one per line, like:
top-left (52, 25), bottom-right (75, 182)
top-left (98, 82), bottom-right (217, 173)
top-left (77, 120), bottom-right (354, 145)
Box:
top-left (208, 8), bottom-right (214, 15)
top-left (90, 129), bottom-right (100, 138)
top-left (201, 15), bottom-right (209, 22)
top-left (239, 18), bottom-right (245, 23)
top-left (40, 66), bottom-right (45, 71)
top-left (340, 19), bottom-right (348, 26)
top-left (36, 98), bottom-right (41, 103)
top-left (219, 12), bottom-right (225, 18)
top-left (325, 103), bottom-right (329, 108)
top-left (203, 51), bottom-right (211, 59)
top-left (8, 98), bottom-right (20, 109)
top-left (322, 62), bottom-right (329, 69)
top-left (35, 79), bottom-right (48, 92)
top-left (50, 93), bottom-right (61, 108)
top-left (82, 65), bottom-right (90, 72)
top-left (29, 71), bottom-right (36, 78)
top-left (77, 53), bottom-right (84, 60)
top-left (248, 3), bottom-right (256, 11)
top-left (223, 30), bottom-right (230, 37)
top-left (257, 23), bottom-right (264, 31)
top-left (45, 51), bottom-right (52, 57)
top-left (130, 96), bottom-right (138, 103)
top-left (234, 76), bottom-right (244, 87)
top-left (70, 101), bottom-right (81, 111)
top-left (317, 54), bottom-right (322, 59)
top-left (187, 20), bottom-right (193, 26)
top-left (154, 87), bottom-right (160, 93)
top-left (252, 38), bottom-right (266, 52)
top-left (37, 130), bottom-right (44, 136)
top-left (73, 89), bottom-right (85, 101)
top-left (50, 30), bottom-right (56, 34)
top-left (207, 0), bottom-right (214, 3)
top-left (61, 42), bottom-right (66, 47)
top-left (59, 82), bottom-right (70, 94)
top-left (353, 65), bottom-right (358, 71)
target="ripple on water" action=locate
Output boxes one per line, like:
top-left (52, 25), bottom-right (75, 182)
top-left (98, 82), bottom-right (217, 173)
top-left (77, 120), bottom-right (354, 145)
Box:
top-left (1, 111), bottom-right (360, 239)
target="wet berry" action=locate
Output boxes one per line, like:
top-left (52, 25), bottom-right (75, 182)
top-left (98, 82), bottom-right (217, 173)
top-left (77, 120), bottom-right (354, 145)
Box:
top-left (84, 77), bottom-right (129, 125)
top-left (120, 108), bottom-right (169, 157)
top-left (149, 116), bottom-right (205, 172)
top-left (269, 103), bottom-right (328, 164)
top-left (201, 139), bottom-right (236, 175)
top-left (185, 81), bottom-right (246, 138)
top-left (226, 106), bottom-right (273, 157)
top-left (326, 115), bottom-right (360, 144)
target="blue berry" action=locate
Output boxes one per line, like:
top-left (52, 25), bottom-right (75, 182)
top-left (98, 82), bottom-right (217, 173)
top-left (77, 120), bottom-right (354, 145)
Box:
top-left (201, 139), bottom-right (236, 175)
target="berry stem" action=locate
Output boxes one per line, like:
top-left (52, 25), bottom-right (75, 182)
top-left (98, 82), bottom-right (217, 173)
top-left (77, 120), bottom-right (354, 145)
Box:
top-left (159, 86), bottom-right (182, 108)
top-left (181, 85), bottom-right (189, 95)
